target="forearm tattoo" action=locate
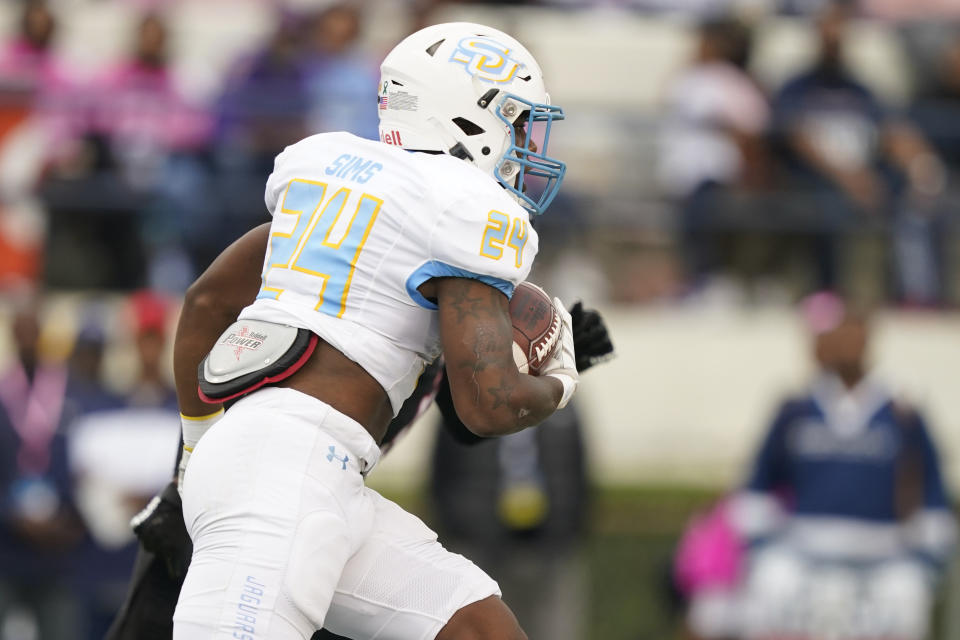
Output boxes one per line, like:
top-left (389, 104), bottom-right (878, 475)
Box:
top-left (447, 285), bottom-right (488, 322)
top-left (445, 284), bottom-right (543, 429)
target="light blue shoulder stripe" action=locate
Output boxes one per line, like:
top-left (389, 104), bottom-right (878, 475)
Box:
top-left (405, 261), bottom-right (516, 310)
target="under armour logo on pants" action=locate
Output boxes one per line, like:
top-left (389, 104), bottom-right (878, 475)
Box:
top-left (326, 445), bottom-right (349, 470)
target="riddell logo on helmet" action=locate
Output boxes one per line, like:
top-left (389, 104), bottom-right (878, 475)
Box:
top-left (380, 130), bottom-right (403, 146)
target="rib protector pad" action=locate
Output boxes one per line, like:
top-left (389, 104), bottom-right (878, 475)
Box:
top-left (198, 320), bottom-right (318, 403)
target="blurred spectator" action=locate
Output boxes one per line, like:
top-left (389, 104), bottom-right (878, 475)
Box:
top-left (0, 0), bottom-right (83, 153)
top-left (673, 497), bottom-right (744, 640)
top-left (863, 0), bottom-right (960, 19)
top-left (215, 13), bottom-right (311, 168)
top-left (86, 12), bottom-right (211, 188)
top-left (94, 13), bottom-right (212, 292)
top-left (63, 317), bottom-right (125, 416)
top-left (206, 13), bottom-right (312, 272)
top-left (911, 29), bottom-right (960, 168)
top-left (731, 293), bottom-right (956, 640)
top-left (772, 2), bottom-right (948, 300)
top-left (66, 299), bottom-right (178, 639)
top-left (124, 290), bottom-right (175, 408)
top-left (0, 1), bottom-right (81, 289)
top-left (779, 0), bottom-right (832, 13)
top-left (60, 310), bottom-right (125, 640)
top-left (0, 289), bottom-right (85, 640)
top-left (38, 11), bottom-right (214, 292)
top-left (303, 3), bottom-right (379, 139)
top-left (430, 393), bottom-right (589, 640)
top-left (0, 0), bottom-right (59, 91)
top-left (658, 17), bottom-right (770, 288)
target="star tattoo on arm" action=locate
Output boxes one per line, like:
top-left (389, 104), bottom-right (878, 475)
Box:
top-left (448, 285), bottom-right (492, 322)
top-left (486, 378), bottom-right (513, 410)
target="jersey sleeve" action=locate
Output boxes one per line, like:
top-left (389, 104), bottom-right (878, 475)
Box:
top-left (405, 191), bottom-right (539, 310)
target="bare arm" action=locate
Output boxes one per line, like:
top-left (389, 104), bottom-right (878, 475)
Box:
top-left (789, 129), bottom-right (883, 211)
top-left (433, 277), bottom-right (562, 437)
top-left (174, 223), bottom-right (270, 417)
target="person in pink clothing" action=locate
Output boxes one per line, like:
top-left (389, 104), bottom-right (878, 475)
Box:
top-left (86, 13), bottom-right (210, 184)
top-left (38, 11), bottom-right (213, 292)
top-left (0, 0), bottom-right (83, 165)
top-left (0, 1), bottom-right (86, 283)
top-left (674, 498), bottom-right (745, 640)
top-left (0, 0), bottom-right (66, 92)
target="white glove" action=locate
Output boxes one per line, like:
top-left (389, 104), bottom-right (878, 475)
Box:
top-left (541, 297), bottom-right (578, 409)
top-left (177, 409), bottom-right (224, 497)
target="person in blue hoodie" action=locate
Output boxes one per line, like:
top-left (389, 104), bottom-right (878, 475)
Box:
top-left (732, 293), bottom-right (956, 639)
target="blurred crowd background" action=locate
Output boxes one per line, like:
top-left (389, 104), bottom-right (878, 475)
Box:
top-left (0, 0), bottom-right (960, 639)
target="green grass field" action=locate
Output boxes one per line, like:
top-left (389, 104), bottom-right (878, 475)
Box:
top-left (381, 484), bottom-right (960, 640)
top-left (382, 484), bottom-right (720, 640)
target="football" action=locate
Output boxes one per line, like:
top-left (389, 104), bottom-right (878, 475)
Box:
top-left (509, 281), bottom-right (561, 375)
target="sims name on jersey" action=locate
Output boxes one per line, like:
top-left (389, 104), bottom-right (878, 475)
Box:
top-left (325, 153), bottom-right (383, 184)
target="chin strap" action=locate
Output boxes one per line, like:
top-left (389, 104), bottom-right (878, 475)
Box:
top-left (448, 142), bottom-right (474, 162)
top-left (476, 88), bottom-right (500, 109)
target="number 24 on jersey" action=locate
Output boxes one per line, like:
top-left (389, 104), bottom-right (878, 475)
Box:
top-left (479, 210), bottom-right (528, 268)
top-left (258, 179), bottom-right (381, 317)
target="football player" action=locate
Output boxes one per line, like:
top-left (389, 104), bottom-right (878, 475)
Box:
top-left (106, 299), bottom-right (611, 640)
top-left (166, 22), bottom-right (591, 640)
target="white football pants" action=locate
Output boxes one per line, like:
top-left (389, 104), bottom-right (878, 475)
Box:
top-left (173, 387), bottom-right (499, 640)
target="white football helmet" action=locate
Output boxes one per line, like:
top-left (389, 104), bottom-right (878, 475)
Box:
top-left (378, 22), bottom-right (565, 215)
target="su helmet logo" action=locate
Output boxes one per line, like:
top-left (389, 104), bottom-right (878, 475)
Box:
top-left (449, 36), bottom-right (524, 84)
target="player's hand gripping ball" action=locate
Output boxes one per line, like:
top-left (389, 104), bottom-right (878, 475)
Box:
top-left (509, 281), bottom-right (562, 375)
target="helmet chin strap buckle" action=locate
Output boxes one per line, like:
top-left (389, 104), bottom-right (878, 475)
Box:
top-left (449, 142), bottom-right (474, 162)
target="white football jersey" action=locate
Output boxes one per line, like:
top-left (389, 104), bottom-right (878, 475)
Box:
top-left (238, 132), bottom-right (538, 414)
